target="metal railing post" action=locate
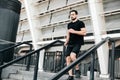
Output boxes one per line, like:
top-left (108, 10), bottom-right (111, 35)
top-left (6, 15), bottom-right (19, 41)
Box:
top-left (111, 40), bottom-right (115, 80)
top-left (33, 51), bottom-right (40, 80)
top-left (61, 46), bottom-right (65, 69)
top-left (0, 54), bottom-right (4, 80)
top-left (90, 51), bottom-right (95, 80)
top-left (26, 44), bottom-right (32, 71)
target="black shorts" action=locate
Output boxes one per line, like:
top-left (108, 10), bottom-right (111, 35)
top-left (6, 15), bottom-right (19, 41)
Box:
top-left (65, 44), bottom-right (81, 57)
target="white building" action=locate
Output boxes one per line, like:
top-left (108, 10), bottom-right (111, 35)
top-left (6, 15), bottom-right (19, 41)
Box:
top-left (16, 0), bottom-right (120, 79)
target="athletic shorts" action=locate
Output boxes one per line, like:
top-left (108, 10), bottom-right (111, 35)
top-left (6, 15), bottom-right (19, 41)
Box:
top-left (65, 44), bottom-right (81, 57)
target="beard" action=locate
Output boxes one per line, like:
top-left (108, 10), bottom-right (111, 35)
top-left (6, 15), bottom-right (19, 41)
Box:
top-left (71, 17), bottom-right (77, 21)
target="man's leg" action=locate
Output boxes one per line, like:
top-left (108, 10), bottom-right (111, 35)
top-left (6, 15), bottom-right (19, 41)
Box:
top-left (66, 56), bottom-right (72, 76)
top-left (70, 52), bottom-right (80, 78)
top-left (70, 52), bottom-right (79, 70)
top-left (66, 56), bottom-right (74, 80)
top-left (65, 45), bottom-right (74, 80)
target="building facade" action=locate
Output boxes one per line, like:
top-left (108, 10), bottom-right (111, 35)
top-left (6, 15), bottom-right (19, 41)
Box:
top-left (17, 0), bottom-right (120, 78)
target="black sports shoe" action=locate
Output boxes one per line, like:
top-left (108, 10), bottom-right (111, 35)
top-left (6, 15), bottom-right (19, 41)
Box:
top-left (67, 76), bottom-right (74, 80)
top-left (75, 70), bottom-right (80, 78)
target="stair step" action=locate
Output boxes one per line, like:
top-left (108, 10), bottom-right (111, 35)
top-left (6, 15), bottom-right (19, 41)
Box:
top-left (2, 79), bottom-right (20, 80)
top-left (2, 66), bottom-right (115, 80)
top-left (3, 70), bottom-right (112, 80)
top-left (2, 64), bottom-right (34, 79)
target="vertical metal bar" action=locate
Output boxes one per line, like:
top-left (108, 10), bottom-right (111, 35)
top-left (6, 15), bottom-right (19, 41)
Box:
top-left (60, 52), bottom-right (62, 71)
top-left (61, 46), bottom-right (65, 69)
top-left (45, 52), bottom-right (47, 71)
top-left (43, 52), bottom-right (46, 71)
top-left (26, 44), bottom-right (32, 71)
top-left (0, 54), bottom-right (4, 80)
top-left (53, 52), bottom-right (56, 72)
top-left (90, 51), bottom-right (95, 80)
top-left (55, 52), bottom-right (57, 72)
top-left (47, 52), bottom-right (49, 71)
top-left (46, 52), bottom-right (47, 71)
top-left (111, 40), bottom-right (115, 80)
top-left (109, 49), bottom-right (111, 77)
top-left (26, 56), bottom-right (31, 71)
top-left (33, 51), bottom-right (40, 80)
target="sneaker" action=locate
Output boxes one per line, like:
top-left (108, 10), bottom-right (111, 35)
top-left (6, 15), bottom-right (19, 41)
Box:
top-left (67, 76), bottom-right (74, 80)
top-left (75, 70), bottom-right (80, 78)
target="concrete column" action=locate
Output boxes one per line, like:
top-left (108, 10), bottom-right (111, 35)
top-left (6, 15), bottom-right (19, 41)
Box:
top-left (88, 0), bottom-right (109, 78)
top-left (24, 0), bottom-right (44, 71)
top-left (38, 49), bottom-right (45, 71)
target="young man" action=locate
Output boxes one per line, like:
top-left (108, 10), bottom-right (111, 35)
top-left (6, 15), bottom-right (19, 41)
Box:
top-left (64, 10), bottom-right (86, 80)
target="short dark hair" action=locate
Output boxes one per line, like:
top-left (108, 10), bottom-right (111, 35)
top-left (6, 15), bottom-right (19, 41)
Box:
top-left (70, 10), bottom-right (78, 15)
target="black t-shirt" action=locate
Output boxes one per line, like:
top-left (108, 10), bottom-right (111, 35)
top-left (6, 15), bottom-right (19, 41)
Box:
top-left (67, 20), bottom-right (85, 45)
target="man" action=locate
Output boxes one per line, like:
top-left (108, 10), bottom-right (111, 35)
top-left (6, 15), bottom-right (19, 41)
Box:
top-left (64, 10), bottom-right (86, 80)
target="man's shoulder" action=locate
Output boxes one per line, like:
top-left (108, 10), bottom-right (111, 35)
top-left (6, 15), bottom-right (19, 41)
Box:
top-left (68, 20), bottom-right (84, 25)
top-left (77, 20), bottom-right (84, 23)
top-left (67, 22), bottom-right (73, 27)
top-left (68, 21), bottom-right (72, 25)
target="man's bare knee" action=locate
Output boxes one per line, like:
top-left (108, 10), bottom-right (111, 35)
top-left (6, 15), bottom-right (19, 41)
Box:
top-left (66, 56), bottom-right (71, 64)
top-left (70, 52), bottom-right (77, 61)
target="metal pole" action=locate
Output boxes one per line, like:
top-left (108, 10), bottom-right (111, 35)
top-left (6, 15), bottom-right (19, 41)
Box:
top-left (33, 51), bottom-right (40, 80)
top-left (0, 54), bottom-right (4, 80)
top-left (111, 40), bottom-right (115, 80)
top-left (61, 46), bottom-right (65, 69)
top-left (90, 51), bottom-right (95, 80)
top-left (26, 44), bottom-right (32, 71)
top-left (54, 52), bottom-right (56, 72)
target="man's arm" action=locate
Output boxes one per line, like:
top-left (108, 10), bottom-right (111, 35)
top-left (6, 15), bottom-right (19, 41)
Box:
top-left (68, 28), bottom-right (86, 36)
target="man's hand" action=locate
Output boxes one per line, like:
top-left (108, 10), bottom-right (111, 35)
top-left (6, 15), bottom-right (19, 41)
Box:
top-left (68, 29), bottom-right (75, 34)
top-left (64, 42), bottom-right (68, 46)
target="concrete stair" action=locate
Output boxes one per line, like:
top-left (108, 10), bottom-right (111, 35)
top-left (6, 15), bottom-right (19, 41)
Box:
top-left (2, 70), bottom-right (112, 80)
top-left (1, 65), bottom-right (118, 80)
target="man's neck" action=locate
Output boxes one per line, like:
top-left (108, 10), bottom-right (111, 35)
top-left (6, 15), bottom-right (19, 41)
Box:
top-left (72, 19), bottom-right (78, 23)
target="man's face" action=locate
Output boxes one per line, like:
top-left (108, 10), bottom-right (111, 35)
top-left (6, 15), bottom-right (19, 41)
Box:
top-left (70, 12), bottom-right (78, 20)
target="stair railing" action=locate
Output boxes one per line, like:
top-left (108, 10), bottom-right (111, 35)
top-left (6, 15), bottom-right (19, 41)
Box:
top-left (50, 37), bottom-right (111, 80)
top-left (0, 40), bottom-right (64, 80)
top-left (0, 41), bottom-right (32, 79)
top-left (50, 37), bottom-right (120, 80)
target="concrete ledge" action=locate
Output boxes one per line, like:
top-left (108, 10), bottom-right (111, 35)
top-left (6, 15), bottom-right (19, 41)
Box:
top-left (100, 74), bottom-right (110, 78)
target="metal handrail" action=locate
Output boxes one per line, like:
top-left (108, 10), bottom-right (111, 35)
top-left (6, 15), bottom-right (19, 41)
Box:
top-left (0, 40), bottom-right (64, 69)
top-left (0, 39), bottom-right (64, 80)
top-left (0, 41), bottom-right (32, 79)
top-left (0, 37), bottom-right (119, 80)
top-left (109, 38), bottom-right (120, 80)
top-left (50, 37), bottom-right (110, 80)
top-left (0, 41), bottom-right (32, 52)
